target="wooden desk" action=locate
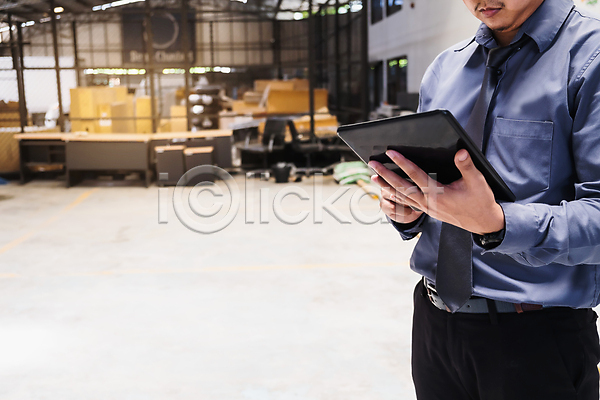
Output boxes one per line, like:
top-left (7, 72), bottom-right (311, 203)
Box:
top-left (65, 133), bottom-right (152, 142)
top-left (152, 130), bottom-right (231, 140)
top-left (15, 130), bottom-right (233, 187)
top-left (65, 134), bottom-right (152, 187)
top-left (15, 134), bottom-right (69, 184)
top-left (14, 133), bottom-right (68, 141)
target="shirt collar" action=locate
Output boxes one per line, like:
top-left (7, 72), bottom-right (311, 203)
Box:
top-left (473, 0), bottom-right (574, 52)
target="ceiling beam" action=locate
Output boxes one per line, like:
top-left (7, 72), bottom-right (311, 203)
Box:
top-left (0, 0), bottom-right (47, 12)
top-left (54, 0), bottom-right (90, 13)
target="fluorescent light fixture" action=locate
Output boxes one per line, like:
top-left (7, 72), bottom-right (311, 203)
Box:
top-left (275, 12), bottom-right (294, 20)
top-left (349, 1), bottom-right (363, 12)
top-left (230, 0), bottom-right (247, 3)
top-left (162, 68), bottom-right (185, 75)
top-left (187, 67), bottom-right (236, 74)
top-left (93, 0), bottom-right (145, 12)
top-left (83, 68), bottom-right (146, 75)
top-left (190, 67), bottom-right (208, 74)
top-left (21, 21), bottom-right (35, 27)
top-left (53, 6), bottom-right (64, 13)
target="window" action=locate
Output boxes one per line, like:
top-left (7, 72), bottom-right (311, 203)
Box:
top-left (371, 0), bottom-right (384, 24)
top-left (369, 61), bottom-right (383, 111)
top-left (387, 0), bottom-right (403, 16)
top-left (387, 56), bottom-right (408, 105)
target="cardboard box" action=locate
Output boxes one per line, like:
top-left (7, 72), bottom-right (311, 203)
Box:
top-left (266, 89), bottom-right (328, 114)
top-left (96, 103), bottom-right (113, 133)
top-left (292, 113), bottom-right (338, 132)
top-left (231, 100), bottom-right (266, 115)
top-left (218, 110), bottom-right (238, 130)
top-left (135, 96), bottom-right (153, 134)
top-left (0, 101), bottom-right (22, 128)
top-left (157, 119), bottom-right (172, 133)
top-left (0, 112), bottom-right (21, 128)
top-left (254, 80), bottom-right (297, 92)
top-left (70, 86), bottom-right (129, 133)
top-left (170, 105), bottom-right (187, 132)
top-left (111, 96), bottom-right (135, 133)
top-left (291, 79), bottom-right (309, 91)
top-left (0, 131), bottom-right (19, 173)
top-left (242, 91), bottom-right (263, 104)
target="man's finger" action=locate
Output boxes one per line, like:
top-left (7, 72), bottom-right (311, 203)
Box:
top-left (368, 160), bottom-right (419, 196)
top-left (385, 150), bottom-right (435, 192)
top-left (381, 197), bottom-right (417, 219)
top-left (371, 174), bottom-right (392, 190)
top-left (373, 174), bottom-right (418, 207)
top-left (381, 198), bottom-right (423, 222)
top-left (382, 186), bottom-right (422, 210)
top-left (454, 149), bottom-right (486, 188)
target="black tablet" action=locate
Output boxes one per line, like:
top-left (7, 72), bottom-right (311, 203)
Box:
top-left (337, 109), bottom-right (515, 202)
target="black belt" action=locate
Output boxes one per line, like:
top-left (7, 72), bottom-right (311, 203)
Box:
top-left (424, 278), bottom-right (544, 314)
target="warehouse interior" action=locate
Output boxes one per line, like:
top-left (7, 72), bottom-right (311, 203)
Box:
top-left (2, 0), bottom-right (599, 398)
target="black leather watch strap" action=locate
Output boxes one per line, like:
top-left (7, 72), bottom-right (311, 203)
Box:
top-left (474, 228), bottom-right (506, 250)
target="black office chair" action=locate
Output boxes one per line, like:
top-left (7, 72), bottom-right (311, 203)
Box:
top-left (288, 119), bottom-right (355, 169)
top-left (237, 118), bottom-right (287, 169)
top-left (287, 119), bottom-right (324, 168)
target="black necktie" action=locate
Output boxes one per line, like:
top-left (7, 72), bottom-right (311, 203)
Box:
top-left (435, 36), bottom-right (528, 313)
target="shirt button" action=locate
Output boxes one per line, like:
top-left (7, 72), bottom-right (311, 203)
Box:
top-left (497, 70), bottom-right (503, 75)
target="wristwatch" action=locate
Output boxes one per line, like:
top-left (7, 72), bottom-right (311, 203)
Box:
top-left (474, 228), bottom-right (506, 249)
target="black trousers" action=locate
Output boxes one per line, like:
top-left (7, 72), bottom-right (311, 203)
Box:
top-left (412, 280), bottom-right (600, 400)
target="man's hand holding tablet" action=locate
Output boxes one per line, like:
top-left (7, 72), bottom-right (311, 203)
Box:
top-left (337, 110), bottom-right (514, 235)
top-left (369, 148), bottom-right (505, 236)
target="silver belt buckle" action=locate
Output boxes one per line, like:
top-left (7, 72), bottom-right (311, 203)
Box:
top-left (425, 280), bottom-right (437, 305)
top-left (424, 278), bottom-right (451, 312)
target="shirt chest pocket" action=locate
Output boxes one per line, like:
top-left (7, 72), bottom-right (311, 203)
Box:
top-left (487, 117), bottom-right (554, 200)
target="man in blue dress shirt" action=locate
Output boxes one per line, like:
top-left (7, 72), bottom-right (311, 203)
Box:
top-left (369, 0), bottom-right (600, 398)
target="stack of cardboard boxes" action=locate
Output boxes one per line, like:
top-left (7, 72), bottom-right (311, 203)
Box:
top-left (231, 79), bottom-right (328, 116)
top-left (70, 86), bottom-right (156, 134)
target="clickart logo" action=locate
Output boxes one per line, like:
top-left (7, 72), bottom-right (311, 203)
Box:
top-left (158, 166), bottom-right (390, 234)
top-left (158, 166), bottom-right (240, 234)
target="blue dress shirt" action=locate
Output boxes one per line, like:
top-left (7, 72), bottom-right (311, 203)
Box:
top-left (396, 0), bottom-right (600, 308)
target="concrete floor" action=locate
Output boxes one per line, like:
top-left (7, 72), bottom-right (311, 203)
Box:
top-left (0, 175), bottom-right (421, 399)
